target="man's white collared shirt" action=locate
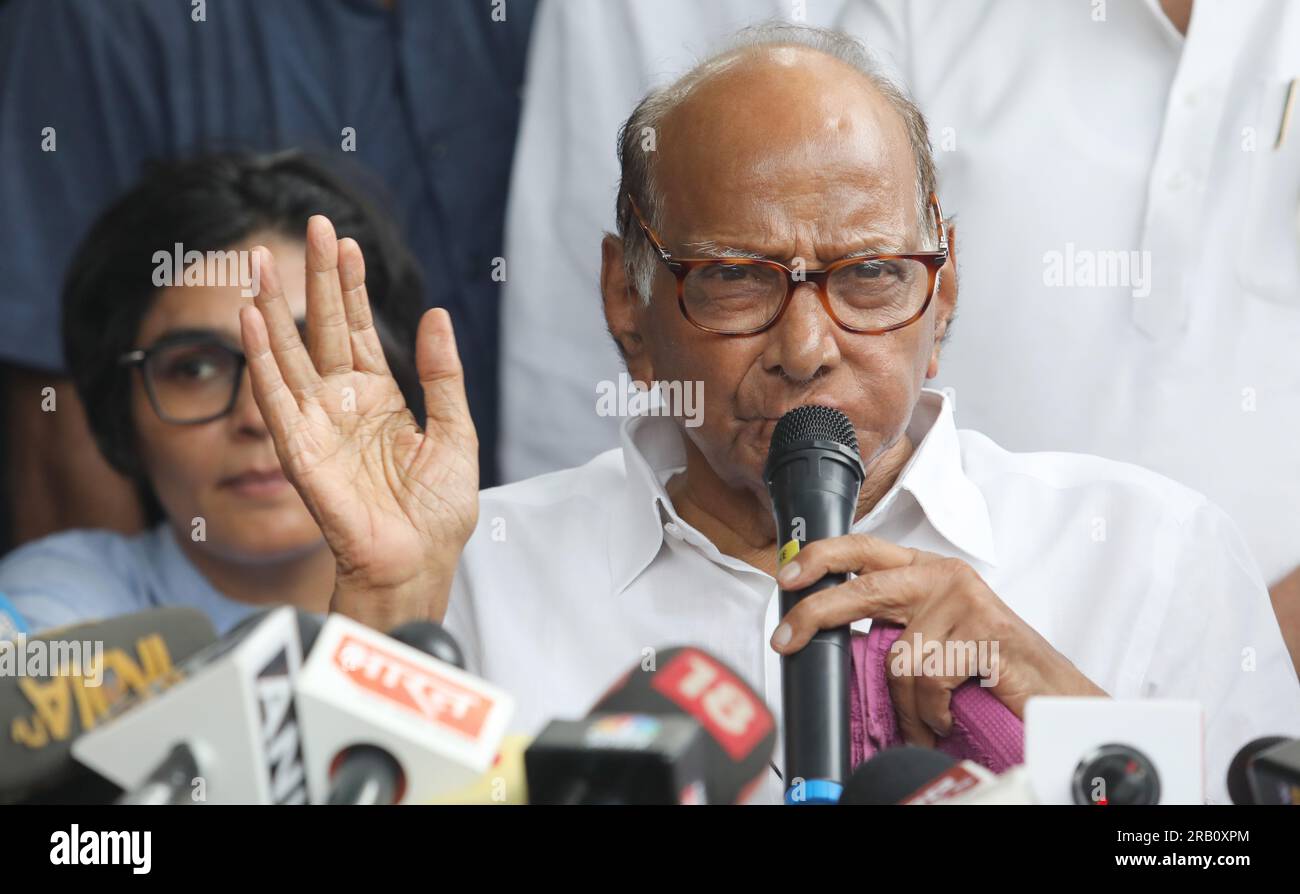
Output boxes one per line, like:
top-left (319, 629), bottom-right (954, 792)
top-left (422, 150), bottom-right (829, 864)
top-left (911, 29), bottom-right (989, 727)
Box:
top-left (445, 390), bottom-right (1300, 804)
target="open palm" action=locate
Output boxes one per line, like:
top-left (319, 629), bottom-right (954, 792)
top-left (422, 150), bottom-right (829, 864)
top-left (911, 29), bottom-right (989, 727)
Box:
top-left (239, 216), bottom-right (478, 627)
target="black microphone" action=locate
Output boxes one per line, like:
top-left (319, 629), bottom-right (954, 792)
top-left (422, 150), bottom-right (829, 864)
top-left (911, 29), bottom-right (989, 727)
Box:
top-left (1243, 737), bottom-right (1300, 805)
top-left (583, 645), bottom-right (777, 805)
top-left (524, 713), bottom-right (712, 805)
top-left (1227, 736), bottom-right (1289, 805)
top-left (838, 746), bottom-right (957, 805)
top-left (764, 405), bottom-right (864, 804)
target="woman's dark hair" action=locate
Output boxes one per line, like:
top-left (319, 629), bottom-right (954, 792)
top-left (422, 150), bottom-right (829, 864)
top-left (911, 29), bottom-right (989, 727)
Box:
top-left (62, 151), bottom-right (425, 517)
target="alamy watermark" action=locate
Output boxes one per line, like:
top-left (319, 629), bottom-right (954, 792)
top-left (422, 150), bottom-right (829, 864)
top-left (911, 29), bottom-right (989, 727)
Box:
top-left (595, 373), bottom-right (704, 428)
top-left (152, 243), bottom-right (260, 297)
top-left (889, 633), bottom-right (1000, 687)
top-left (1042, 243), bottom-right (1151, 298)
top-left (0, 636), bottom-right (104, 686)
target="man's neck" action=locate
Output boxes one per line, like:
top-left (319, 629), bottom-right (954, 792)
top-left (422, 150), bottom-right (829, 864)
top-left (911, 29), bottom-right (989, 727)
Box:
top-left (667, 430), bottom-right (915, 578)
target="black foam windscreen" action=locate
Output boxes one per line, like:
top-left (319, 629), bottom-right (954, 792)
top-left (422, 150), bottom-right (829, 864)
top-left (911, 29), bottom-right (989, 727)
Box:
top-left (387, 620), bottom-right (465, 670)
top-left (1227, 736), bottom-right (1289, 805)
top-left (768, 405), bottom-right (860, 458)
top-left (839, 746), bottom-right (957, 805)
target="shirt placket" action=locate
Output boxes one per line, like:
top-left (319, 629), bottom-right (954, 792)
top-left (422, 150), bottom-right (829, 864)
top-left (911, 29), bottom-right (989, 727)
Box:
top-left (1135, 0), bottom-right (1247, 338)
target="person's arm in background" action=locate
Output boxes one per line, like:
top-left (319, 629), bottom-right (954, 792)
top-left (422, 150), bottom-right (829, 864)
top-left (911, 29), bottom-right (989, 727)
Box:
top-left (1269, 569), bottom-right (1300, 676)
top-left (0, 0), bottom-right (186, 546)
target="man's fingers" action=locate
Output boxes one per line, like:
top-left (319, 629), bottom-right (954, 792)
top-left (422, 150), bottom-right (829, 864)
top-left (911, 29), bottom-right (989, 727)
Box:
top-left (911, 674), bottom-right (959, 739)
top-left (416, 308), bottom-right (477, 447)
top-left (771, 564), bottom-right (932, 654)
top-left (337, 237), bottom-right (391, 376)
top-left (239, 305), bottom-right (305, 457)
top-left (252, 246), bottom-right (320, 396)
top-left (776, 534), bottom-right (932, 591)
top-left (304, 215), bottom-right (354, 376)
top-left (886, 669), bottom-right (935, 749)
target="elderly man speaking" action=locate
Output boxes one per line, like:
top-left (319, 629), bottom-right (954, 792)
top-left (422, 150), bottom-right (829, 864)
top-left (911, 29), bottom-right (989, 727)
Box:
top-left (236, 24), bottom-right (1300, 804)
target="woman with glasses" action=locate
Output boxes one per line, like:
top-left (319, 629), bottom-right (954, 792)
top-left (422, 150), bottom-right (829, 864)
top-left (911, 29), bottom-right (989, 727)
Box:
top-left (0, 152), bottom-right (422, 634)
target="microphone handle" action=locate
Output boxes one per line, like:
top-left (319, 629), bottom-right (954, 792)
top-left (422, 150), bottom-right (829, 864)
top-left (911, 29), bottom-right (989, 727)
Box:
top-left (116, 742), bottom-right (198, 806)
top-left (780, 573), bottom-right (852, 803)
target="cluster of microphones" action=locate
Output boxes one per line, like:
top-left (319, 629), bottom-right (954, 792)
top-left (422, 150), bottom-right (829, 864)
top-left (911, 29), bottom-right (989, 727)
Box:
top-left (1, 404), bottom-right (1297, 806)
top-left (1, 598), bottom-right (1296, 805)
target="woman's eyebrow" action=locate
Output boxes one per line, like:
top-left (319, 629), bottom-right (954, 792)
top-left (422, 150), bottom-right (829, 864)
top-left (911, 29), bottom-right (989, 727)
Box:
top-left (149, 326), bottom-right (228, 344)
top-left (148, 317), bottom-right (307, 347)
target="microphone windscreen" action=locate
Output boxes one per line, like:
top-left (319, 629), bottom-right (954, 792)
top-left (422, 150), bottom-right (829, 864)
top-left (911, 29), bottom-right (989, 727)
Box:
top-left (839, 746), bottom-right (957, 805)
top-left (1228, 736), bottom-right (1289, 805)
top-left (387, 620), bottom-right (465, 670)
top-left (769, 405), bottom-right (860, 457)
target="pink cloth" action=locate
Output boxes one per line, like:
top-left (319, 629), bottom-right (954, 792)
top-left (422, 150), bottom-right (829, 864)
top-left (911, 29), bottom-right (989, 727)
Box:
top-left (849, 624), bottom-right (1023, 774)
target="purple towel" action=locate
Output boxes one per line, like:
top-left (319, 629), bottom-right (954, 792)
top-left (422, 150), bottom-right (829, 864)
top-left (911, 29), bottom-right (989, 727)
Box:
top-left (849, 624), bottom-right (1023, 774)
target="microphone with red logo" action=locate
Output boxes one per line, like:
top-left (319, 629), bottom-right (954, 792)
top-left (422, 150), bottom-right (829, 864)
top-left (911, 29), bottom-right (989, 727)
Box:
top-left (556, 645), bottom-right (777, 805)
top-left (294, 613), bottom-right (514, 805)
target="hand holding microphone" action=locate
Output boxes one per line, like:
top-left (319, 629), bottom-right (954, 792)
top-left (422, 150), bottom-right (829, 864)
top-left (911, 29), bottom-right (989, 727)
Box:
top-left (766, 410), bottom-right (1104, 762)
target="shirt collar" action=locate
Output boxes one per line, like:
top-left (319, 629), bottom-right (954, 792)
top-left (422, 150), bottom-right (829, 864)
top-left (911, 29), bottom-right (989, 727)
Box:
top-left (608, 388), bottom-right (999, 595)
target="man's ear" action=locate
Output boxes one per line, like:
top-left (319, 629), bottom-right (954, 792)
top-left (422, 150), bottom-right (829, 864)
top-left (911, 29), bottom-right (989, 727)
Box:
top-left (600, 234), bottom-right (654, 383)
top-left (926, 219), bottom-right (958, 380)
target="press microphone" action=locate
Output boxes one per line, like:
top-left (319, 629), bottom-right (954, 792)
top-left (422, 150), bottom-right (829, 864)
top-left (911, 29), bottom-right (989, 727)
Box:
top-left (764, 405), bottom-right (864, 803)
top-left (525, 713), bottom-right (712, 804)
top-left (839, 747), bottom-right (960, 805)
top-left (588, 645), bottom-right (777, 804)
top-left (319, 619), bottom-right (471, 805)
top-left (73, 606), bottom-right (318, 805)
top-left (1243, 737), bottom-right (1300, 805)
top-left (295, 613), bottom-right (514, 805)
top-left (0, 606), bottom-right (217, 804)
top-left (386, 620), bottom-right (466, 670)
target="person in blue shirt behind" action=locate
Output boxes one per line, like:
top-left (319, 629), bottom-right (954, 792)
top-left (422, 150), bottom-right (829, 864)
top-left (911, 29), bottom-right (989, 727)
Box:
top-left (0, 151), bottom-right (424, 635)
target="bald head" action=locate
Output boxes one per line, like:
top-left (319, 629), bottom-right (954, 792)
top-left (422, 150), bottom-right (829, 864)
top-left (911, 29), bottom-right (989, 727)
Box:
top-left (616, 24), bottom-right (938, 303)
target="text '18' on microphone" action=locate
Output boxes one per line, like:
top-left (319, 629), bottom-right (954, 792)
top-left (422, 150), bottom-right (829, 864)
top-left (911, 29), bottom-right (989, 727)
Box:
top-left (764, 405), bottom-right (864, 804)
top-left (528, 645), bottom-right (776, 805)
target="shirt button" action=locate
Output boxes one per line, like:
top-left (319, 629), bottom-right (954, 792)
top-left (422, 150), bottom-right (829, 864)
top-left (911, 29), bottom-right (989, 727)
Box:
top-left (664, 523), bottom-right (682, 538)
top-left (1166, 171), bottom-right (1188, 191)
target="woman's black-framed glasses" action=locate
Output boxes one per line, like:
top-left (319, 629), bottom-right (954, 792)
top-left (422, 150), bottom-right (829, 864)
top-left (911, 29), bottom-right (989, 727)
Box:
top-left (626, 193), bottom-right (949, 336)
top-left (118, 333), bottom-right (250, 425)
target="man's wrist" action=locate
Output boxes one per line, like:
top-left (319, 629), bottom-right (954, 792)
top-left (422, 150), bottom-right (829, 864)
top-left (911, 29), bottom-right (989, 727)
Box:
top-left (329, 562), bottom-right (456, 631)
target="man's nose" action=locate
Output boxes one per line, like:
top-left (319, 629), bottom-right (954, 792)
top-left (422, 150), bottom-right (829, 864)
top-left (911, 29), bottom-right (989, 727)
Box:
top-left (761, 281), bottom-right (841, 383)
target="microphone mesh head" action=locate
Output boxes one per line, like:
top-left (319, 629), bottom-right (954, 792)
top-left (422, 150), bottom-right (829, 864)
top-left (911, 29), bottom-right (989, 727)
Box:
top-left (769, 405), bottom-right (860, 457)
